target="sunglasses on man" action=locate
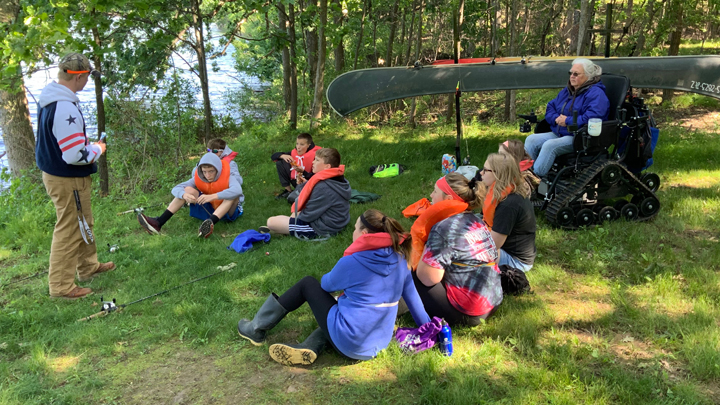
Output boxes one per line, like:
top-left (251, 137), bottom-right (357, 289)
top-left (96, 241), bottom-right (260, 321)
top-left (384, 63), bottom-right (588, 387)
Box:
top-left (207, 148), bottom-right (222, 154)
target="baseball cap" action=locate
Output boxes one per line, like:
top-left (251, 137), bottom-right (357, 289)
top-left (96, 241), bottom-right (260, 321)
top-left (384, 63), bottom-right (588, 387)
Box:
top-left (59, 53), bottom-right (102, 77)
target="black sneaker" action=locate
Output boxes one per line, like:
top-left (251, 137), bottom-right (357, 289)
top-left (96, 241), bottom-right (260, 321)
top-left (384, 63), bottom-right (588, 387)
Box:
top-left (198, 219), bottom-right (214, 238)
top-left (258, 226), bottom-right (271, 234)
top-left (275, 190), bottom-right (291, 200)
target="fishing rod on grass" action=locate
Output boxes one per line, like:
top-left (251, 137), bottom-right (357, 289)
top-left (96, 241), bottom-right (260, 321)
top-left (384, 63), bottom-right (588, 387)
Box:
top-left (116, 203), bottom-right (164, 216)
top-left (0, 272), bottom-right (44, 288)
top-left (77, 262), bottom-right (236, 322)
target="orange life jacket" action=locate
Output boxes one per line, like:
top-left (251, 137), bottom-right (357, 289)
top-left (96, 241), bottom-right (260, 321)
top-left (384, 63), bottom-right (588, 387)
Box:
top-left (194, 159), bottom-right (230, 209)
top-left (290, 145), bottom-right (322, 180)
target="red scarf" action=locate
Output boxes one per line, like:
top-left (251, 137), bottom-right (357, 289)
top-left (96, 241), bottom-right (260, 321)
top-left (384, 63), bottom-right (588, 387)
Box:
top-left (292, 165), bottom-right (345, 213)
top-left (482, 183), bottom-right (515, 230)
top-left (409, 199), bottom-right (468, 269)
top-left (519, 159), bottom-right (534, 172)
top-left (343, 233), bottom-right (406, 256)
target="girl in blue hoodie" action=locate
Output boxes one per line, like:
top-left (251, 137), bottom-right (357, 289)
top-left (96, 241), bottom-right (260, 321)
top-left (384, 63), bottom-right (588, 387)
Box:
top-left (238, 209), bottom-right (431, 366)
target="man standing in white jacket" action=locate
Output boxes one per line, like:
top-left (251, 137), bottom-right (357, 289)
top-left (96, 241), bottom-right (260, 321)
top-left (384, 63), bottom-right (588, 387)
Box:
top-left (35, 53), bottom-right (114, 300)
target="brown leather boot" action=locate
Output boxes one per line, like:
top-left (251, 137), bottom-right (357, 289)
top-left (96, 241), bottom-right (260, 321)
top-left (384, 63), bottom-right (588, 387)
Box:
top-left (52, 286), bottom-right (93, 300)
top-left (78, 262), bottom-right (116, 282)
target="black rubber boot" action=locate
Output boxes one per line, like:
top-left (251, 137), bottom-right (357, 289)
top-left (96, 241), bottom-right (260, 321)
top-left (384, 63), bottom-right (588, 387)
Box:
top-left (269, 327), bottom-right (327, 366)
top-left (237, 294), bottom-right (289, 346)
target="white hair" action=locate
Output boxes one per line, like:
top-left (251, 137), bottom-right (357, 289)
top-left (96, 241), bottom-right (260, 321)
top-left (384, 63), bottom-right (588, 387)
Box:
top-left (572, 58), bottom-right (602, 79)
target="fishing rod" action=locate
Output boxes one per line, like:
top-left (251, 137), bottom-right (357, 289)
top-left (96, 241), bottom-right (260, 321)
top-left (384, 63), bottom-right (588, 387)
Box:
top-left (77, 262), bottom-right (236, 322)
top-left (116, 203), bottom-right (164, 216)
top-left (0, 272), bottom-right (44, 288)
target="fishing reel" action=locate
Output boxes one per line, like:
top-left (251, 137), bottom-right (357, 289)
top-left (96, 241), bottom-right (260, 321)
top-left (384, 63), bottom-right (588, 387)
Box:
top-left (107, 243), bottom-right (119, 253)
top-left (100, 296), bottom-right (118, 313)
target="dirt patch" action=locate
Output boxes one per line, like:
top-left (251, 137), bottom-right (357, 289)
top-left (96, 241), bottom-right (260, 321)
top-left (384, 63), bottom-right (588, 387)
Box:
top-left (655, 108), bottom-right (720, 133)
top-left (683, 229), bottom-right (719, 243)
top-left (537, 281), bottom-right (614, 324)
top-left (113, 346), bottom-right (325, 405)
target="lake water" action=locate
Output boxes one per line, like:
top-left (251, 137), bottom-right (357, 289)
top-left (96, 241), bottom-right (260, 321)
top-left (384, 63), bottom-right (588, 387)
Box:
top-left (0, 25), bottom-right (261, 187)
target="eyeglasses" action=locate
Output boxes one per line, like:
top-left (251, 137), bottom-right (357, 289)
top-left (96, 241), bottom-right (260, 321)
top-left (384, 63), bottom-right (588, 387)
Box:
top-left (568, 71), bottom-right (583, 77)
top-left (207, 148), bottom-right (221, 153)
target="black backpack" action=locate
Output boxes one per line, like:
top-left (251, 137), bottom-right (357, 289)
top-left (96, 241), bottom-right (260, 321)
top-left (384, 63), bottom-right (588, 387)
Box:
top-left (499, 265), bottom-right (532, 296)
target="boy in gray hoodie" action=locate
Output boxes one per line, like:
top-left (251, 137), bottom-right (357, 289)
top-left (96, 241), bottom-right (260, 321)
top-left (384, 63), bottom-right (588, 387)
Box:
top-left (262, 148), bottom-right (351, 239)
top-left (138, 152), bottom-right (244, 238)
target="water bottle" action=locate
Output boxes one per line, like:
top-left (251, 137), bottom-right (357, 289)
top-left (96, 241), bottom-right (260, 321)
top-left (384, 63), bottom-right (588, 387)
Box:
top-left (438, 320), bottom-right (453, 356)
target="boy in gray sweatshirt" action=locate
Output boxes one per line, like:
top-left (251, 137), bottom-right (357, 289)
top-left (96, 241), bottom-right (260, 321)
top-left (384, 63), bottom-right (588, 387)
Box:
top-left (138, 152), bottom-right (244, 238)
top-left (261, 148), bottom-right (351, 239)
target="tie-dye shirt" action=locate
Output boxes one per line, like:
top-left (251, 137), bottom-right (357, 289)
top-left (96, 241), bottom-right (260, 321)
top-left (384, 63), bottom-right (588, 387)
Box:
top-left (421, 212), bottom-right (502, 317)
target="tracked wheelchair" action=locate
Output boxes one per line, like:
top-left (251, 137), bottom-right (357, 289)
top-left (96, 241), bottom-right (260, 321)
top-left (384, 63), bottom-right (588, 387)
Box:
top-left (518, 73), bottom-right (661, 229)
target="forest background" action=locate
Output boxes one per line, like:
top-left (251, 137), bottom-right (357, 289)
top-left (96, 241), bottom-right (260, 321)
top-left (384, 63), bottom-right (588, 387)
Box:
top-left (1, 0), bottom-right (720, 403)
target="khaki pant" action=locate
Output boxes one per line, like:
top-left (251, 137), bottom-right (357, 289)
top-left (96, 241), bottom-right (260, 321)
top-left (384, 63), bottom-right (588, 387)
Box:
top-left (42, 172), bottom-right (99, 296)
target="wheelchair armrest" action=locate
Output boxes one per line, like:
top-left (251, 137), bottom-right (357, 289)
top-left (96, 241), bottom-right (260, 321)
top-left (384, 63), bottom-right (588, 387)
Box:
top-left (517, 113), bottom-right (539, 123)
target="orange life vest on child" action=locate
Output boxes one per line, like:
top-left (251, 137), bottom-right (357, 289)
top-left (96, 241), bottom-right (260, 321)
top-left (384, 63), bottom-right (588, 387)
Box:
top-left (290, 145), bottom-right (322, 180)
top-left (194, 159), bottom-right (231, 209)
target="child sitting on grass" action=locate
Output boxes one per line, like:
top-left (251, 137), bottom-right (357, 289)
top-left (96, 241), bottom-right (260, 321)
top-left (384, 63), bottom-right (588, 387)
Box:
top-left (207, 137), bottom-right (243, 187)
top-left (138, 152), bottom-right (244, 238)
top-left (261, 148), bottom-right (351, 239)
top-left (271, 132), bottom-right (322, 200)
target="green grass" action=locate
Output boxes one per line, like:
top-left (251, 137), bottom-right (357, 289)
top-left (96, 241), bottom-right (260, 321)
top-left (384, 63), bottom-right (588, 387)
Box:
top-left (1, 98), bottom-right (719, 404)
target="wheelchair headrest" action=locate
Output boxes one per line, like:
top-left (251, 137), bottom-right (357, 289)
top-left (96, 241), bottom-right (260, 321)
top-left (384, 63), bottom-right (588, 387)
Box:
top-left (600, 74), bottom-right (630, 120)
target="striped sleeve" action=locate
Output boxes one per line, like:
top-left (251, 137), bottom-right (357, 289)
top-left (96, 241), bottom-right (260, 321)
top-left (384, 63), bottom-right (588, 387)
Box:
top-left (52, 101), bottom-right (102, 165)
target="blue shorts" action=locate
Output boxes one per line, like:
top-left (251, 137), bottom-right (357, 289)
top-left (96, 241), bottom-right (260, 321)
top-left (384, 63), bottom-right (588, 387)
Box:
top-left (189, 202), bottom-right (243, 222)
top-left (289, 217), bottom-right (318, 239)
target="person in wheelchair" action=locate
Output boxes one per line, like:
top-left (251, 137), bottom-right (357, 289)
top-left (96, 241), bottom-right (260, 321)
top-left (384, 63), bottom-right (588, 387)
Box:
top-left (524, 58), bottom-right (610, 177)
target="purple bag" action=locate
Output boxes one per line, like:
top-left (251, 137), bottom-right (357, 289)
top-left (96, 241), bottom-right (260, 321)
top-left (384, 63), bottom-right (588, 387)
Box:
top-left (395, 316), bottom-right (444, 354)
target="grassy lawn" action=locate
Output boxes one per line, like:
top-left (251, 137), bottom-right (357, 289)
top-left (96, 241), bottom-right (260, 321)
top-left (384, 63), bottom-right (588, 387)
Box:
top-left (1, 93), bottom-right (719, 404)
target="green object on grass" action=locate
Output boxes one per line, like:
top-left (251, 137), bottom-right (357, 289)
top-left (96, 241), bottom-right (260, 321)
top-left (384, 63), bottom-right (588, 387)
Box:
top-left (370, 163), bottom-right (404, 178)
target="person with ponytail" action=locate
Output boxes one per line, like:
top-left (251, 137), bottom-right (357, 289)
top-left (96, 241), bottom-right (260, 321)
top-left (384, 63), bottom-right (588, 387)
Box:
top-left (480, 153), bottom-right (537, 272)
top-left (238, 209), bottom-right (430, 366)
top-left (411, 172), bottom-right (502, 326)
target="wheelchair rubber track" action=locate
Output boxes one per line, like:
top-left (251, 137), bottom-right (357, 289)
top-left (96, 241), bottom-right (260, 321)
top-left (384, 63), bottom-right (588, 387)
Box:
top-left (545, 160), bottom-right (661, 230)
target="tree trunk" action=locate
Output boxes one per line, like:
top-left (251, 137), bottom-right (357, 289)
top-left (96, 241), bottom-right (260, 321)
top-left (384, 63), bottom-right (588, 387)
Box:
top-left (385, 0), bottom-right (400, 67)
top-left (288, 3), bottom-right (298, 129)
top-left (633, 0), bottom-right (655, 56)
top-left (0, 82), bottom-right (35, 177)
top-left (446, 1), bottom-right (464, 124)
top-left (192, 0), bottom-right (212, 144)
top-left (662, 0), bottom-right (683, 104)
top-left (577, 0), bottom-right (589, 55)
top-left (305, 28), bottom-right (319, 89)
top-left (372, 18), bottom-right (378, 66)
top-left (408, 0), bottom-right (423, 128)
top-left (353, 0), bottom-right (369, 70)
top-left (311, 0), bottom-right (328, 125)
top-left (91, 25), bottom-right (109, 196)
top-left (404, 0), bottom-right (417, 65)
top-left (397, 8), bottom-right (407, 65)
top-left (279, 3), bottom-right (291, 111)
top-left (0, 0), bottom-right (35, 177)
top-left (504, 0), bottom-right (517, 122)
top-left (332, 0), bottom-right (345, 72)
top-left (491, 0), bottom-right (499, 56)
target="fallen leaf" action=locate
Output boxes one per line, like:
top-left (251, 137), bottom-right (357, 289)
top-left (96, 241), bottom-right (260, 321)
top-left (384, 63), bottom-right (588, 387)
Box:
top-left (286, 385), bottom-right (297, 393)
top-left (622, 336), bottom-right (635, 343)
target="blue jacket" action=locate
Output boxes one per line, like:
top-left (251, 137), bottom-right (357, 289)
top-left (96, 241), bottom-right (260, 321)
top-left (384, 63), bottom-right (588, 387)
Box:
top-left (321, 248), bottom-right (431, 360)
top-left (545, 81), bottom-right (610, 137)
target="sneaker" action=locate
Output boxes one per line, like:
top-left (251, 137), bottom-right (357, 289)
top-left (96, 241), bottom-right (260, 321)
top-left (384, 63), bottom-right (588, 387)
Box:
top-left (78, 262), bottom-right (116, 282)
top-left (138, 213), bottom-right (161, 235)
top-left (198, 219), bottom-right (214, 238)
top-left (258, 226), bottom-right (271, 234)
top-left (51, 286), bottom-right (93, 300)
top-left (275, 190), bottom-right (291, 200)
